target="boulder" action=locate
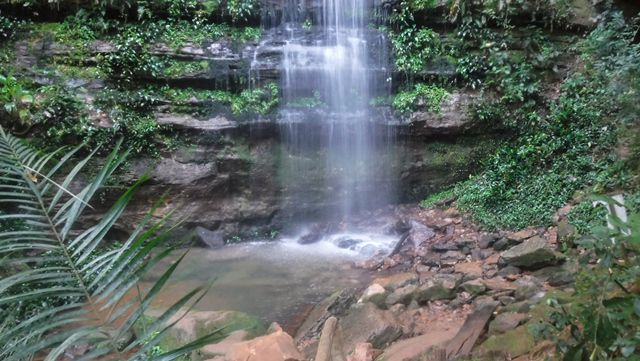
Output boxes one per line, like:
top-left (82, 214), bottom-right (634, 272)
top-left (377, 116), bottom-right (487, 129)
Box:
top-left (477, 325), bottom-right (535, 358)
top-left (340, 303), bottom-right (403, 350)
top-left (454, 261), bottom-right (483, 279)
top-left (488, 312), bottom-right (529, 334)
top-left (204, 323), bottom-right (303, 361)
top-left (478, 234), bottom-right (498, 249)
top-left (194, 226), bottom-right (225, 248)
top-left (459, 279), bottom-right (487, 296)
top-left (385, 284), bottom-right (418, 306)
top-left (359, 283), bottom-right (388, 308)
top-left (414, 274), bottom-right (460, 303)
top-left (135, 310), bottom-right (266, 353)
top-left (373, 272), bottom-right (419, 291)
top-left (506, 229), bottom-right (537, 242)
top-left (501, 236), bottom-right (564, 269)
top-left (557, 219), bottom-right (577, 241)
top-left (431, 241), bottom-right (458, 252)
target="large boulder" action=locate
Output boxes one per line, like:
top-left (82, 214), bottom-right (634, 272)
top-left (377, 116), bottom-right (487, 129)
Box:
top-left (501, 236), bottom-right (564, 269)
top-left (135, 309), bottom-right (266, 353)
top-left (204, 324), bottom-right (303, 361)
top-left (340, 303), bottom-right (403, 351)
top-left (414, 274), bottom-right (461, 303)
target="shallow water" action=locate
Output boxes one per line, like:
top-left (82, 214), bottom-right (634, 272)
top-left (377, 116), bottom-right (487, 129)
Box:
top-left (144, 232), bottom-right (397, 330)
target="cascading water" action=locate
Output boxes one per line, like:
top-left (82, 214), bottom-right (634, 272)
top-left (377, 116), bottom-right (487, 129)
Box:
top-left (270, 0), bottom-right (395, 224)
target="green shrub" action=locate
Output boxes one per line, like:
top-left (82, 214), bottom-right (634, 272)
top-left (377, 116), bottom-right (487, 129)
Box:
top-left (99, 27), bottom-right (163, 83)
top-left (531, 197), bottom-right (640, 359)
top-left (393, 83), bottom-right (448, 114)
top-left (391, 27), bottom-right (442, 74)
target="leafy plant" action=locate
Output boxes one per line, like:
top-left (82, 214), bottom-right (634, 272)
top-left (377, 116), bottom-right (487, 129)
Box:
top-left (0, 128), bottom-right (224, 360)
top-left (391, 27), bottom-right (442, 74)
top-left (99, 27), bottom-right (163, 83)
top-left (0, 74), bottom-right (33, 129)
top-left (533, 196), bottom-right (640, 360)
top-left (393, 83), bottom-right (449, 114)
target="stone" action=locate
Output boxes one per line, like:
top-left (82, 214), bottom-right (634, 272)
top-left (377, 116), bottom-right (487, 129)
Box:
top-left (481, 277), bottom-right (518, 292)
top-left (409, 220), bottom-right (435, 245)
top-left (378, 326), bottom-right (461, 361)
top-left (478, 234), bottom-right (498, 249)
top-left (359, 283), bottom-right (387, 308)
top-left (496, 265), bottom-right (521, 278)
top-left (431, 241), bottom-right (458, 252)
top-left (514, 276), bottom-right (543, 301)
top-left (454, 261), bottom-right (483, 279)
top-left (340, 303), bottom-right (403, 351)
top-left (136, 310), bottom-right (266, 355)
top-left (385, 284), bottom-right (417, 306)
top-left (454, 238), bottom-right (474, 248)
top-left (506, 229), bottom-right (537, 242)
top-left (337, 237), bottom-right (361, 249)
top-left (204, 323), bottom-right (303, 361)
top-left (414, 274), bottom-right (460, 303)
top-left (373, 272), bottom-right (419, 291)
top-left (489, 312), bottom-right (529, 334)
top-left (194, 226), bottom-right (225, 248)
top-left (557, 219), bottom-right (577, 241)
top-left (533, 265), bottom-right (575, 287)
top-left (501, 236), bottom-right (564, 269)
top-left (459, 279), bottom-right (487, 296)
top-left (477, 325), bottom-right (535, 358)
top-left (346, 342), bottom-right (376, 361)
top-left (492, 238), bottom-right (509, 251)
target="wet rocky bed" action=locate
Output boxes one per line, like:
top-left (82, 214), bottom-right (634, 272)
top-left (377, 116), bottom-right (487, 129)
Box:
top-left (126, 201), bottom-right (579, 361)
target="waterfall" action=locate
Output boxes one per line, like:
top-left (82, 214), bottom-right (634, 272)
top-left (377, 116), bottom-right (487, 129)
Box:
top-left (263, 0), bottom-right (394, 223)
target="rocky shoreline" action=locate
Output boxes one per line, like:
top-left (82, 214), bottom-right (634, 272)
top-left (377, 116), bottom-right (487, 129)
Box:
top-left (137, 201), bottom-right (577, 361)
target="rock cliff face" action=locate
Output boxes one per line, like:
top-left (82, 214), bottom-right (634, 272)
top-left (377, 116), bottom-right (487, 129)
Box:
top-left (9, 3), bottom-right (586, 240)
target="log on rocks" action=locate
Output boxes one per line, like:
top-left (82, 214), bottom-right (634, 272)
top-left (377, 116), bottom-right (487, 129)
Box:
top-left (389, 231), bottom-right (411, 257)
top-left (444, 300), bottom-right (499, 358)
top-left (315, 317), bottom-right (337, 361)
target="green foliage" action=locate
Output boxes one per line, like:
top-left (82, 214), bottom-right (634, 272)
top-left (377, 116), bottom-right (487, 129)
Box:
top-left (226, 0), bottom-right (259, 22)
top-left (162, 60), bottom-right (209, 77)
top-left (420, 188), bottom-right (455, 208)
top-left (0, 129), bottom-right (224, 360)
top-left (99, 26), bottom-right (163, 83)
top-left (450, 13), bottom-right (638, 230)
top-left (32, 85), bottom-right (93, 144)
top-left (286, 91), bottom-right (323, 108)
top-left (392, 84), bottom-right (449, 114)
top-left (391, 27), bottom-right (442, 74)
top-left (0, 74), bottom-right (33, 129)
top-left (231, 83), bottom-right (279, 116)
top-left (567, 200), bottom-right (607, 236)
top-left (532, 197), bottom-right (640, 360)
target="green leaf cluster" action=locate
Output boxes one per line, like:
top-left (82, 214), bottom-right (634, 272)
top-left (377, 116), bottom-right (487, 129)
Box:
top-left (392, 84), bottom-right (449, 114)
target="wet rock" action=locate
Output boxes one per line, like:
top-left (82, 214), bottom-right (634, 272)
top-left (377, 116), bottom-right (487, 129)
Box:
top-left (359, 284), bottom-right (387, 308)
top-left (337, 237), bottom-right (361, 249)
top-left (496, 265), bottom-right (521, 278)
top-left (194, 226), bottom-right (225, 248)
top-left (346, 342), bottom-right (376, 361)
top-left (477, 325), bottom-right (535, 358)
top-left (136, 310), bottom-right (266, 355)
top-left (340, 303), bottom-right (403, 350)
top-left (489, 312), bottom-right (529, 334)
top-left (204, 323), bottom-right (303, 361)
top-left (431, 241), bottom-right (458, 252)
top-left (498, 296), bottom-right (516, 306)
top-left (409, 220), bottom-right (435, 245)
top-left (514, 276), bottom-right (543, 301)
top-left (454, 238), bottom-right (474, 249)
top-left (533, 265), bottom-right (575, 287)
top-left (501, 236), bottom-right (564, 269)
top-left (481, 277), bottom-right (518, 292)
top-left (373, 272), bottom-right (419, 291)
top-left (385, 284), bottom-right (417, 306)
top-left (459, 279), bottom-right (487, 296)
top-left (414, 274), bottom-right (460, 303)
top-left (298, 232), bottom-right (322, 245)
top-left (454, 261), bottom-right (483, 279)
top-left (506, 229), bottom-right (537, 243)
top-left (478, 234), bottom-right (498, 249)
top-left (492, 238), bottom-right (510, 251)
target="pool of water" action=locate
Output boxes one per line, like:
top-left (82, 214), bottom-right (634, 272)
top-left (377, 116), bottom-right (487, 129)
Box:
top-left (143, 231), bottom-right (397, 331)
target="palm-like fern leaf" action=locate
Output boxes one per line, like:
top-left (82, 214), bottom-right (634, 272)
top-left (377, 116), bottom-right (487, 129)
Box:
top-left (0, 127), bottom-right (222, 360)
